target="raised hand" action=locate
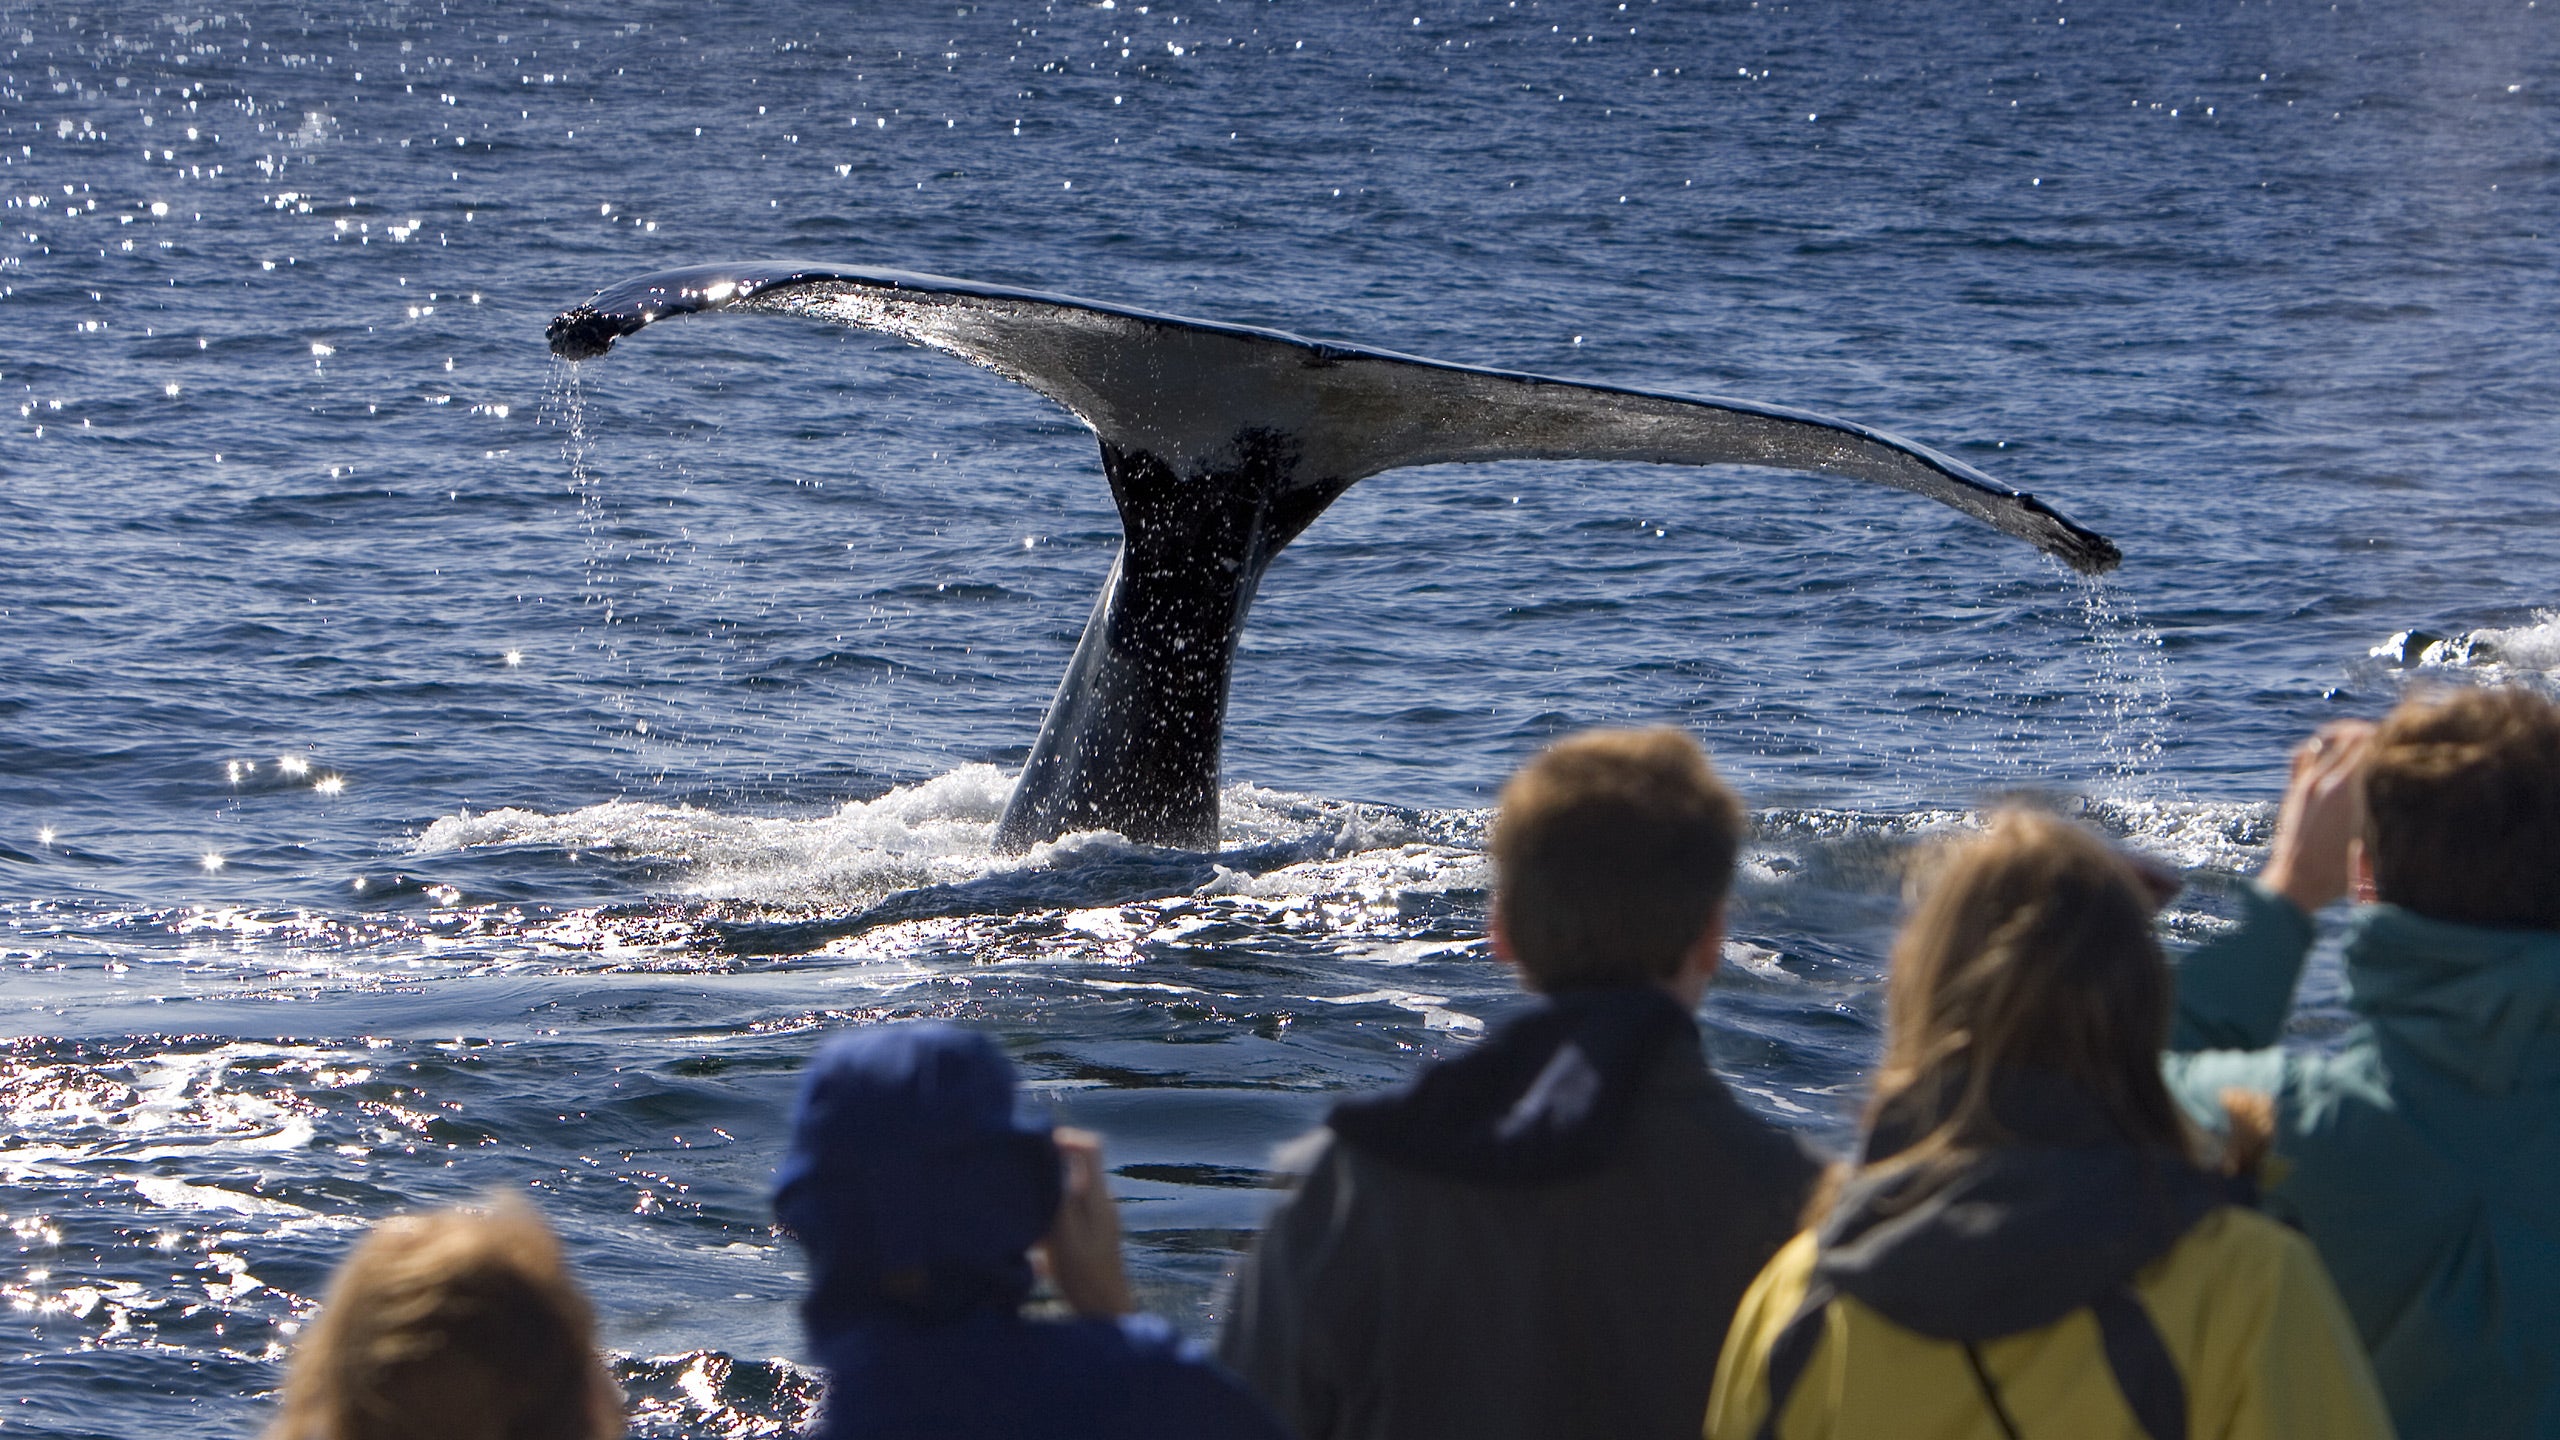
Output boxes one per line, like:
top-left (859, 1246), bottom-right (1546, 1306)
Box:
top-left (1035, 1127), bottom-right (1136, 1319)
top-left (2261, 722), bottom-right (2376, 915)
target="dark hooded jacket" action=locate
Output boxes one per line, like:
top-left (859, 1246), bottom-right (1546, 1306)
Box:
top-left (1218, 986), bottom-right (1822, 1440)
top-left (776, 1023), bottom-right (1284, 1440)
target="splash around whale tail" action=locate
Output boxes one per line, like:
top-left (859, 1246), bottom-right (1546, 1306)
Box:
top-left (550, 263), bottom-right (2120, 850)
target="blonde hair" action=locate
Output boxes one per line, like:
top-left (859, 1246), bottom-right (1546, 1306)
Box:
top-left (1492, 726), bottom-right (1745, 989)
top-left (1867, 809), bottom-right (2194, 1176)
top-left (268, 1197), bottom-right (622, 1440)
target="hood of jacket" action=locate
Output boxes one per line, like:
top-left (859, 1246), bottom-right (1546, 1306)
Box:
top-left (1326, 985), bottom-right (1699, 1185)
top-left (773, 1023), bottom-right (1061, 1330)
top-left (1815, 1075), bottom-right (2234, 1341)
top-left (2345, 904), bottom-right (2560, 1095)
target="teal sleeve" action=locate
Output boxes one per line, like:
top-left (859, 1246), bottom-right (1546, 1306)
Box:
top-left (2169, 882), bottom-right (2318, 1053)
top-left (2162, 1046), bottom-right (2294, 1146)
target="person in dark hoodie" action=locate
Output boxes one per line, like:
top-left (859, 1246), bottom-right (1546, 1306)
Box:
top-left (1219, 726), bottom-right (1823, 1440)
top-left (1706, 809), bottom-right (2392, 1440)
top-left (774, 1022), bottom-right (1286, 1440)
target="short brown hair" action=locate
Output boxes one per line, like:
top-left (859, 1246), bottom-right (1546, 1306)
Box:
top-left (268, 1197), bottom-right (623, 1440)
top-left (1491, 727), bottom-right (1744, 989)
top-left (2365, 685), bottom-right (2560, 930)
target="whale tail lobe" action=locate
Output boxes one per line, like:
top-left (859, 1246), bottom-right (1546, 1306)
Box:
top-left (550, 263), bottom-right (2120, 851)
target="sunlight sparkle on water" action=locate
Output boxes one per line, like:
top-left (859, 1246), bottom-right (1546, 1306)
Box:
top-left (313, 775), bottom-right (346, 796)
top-left (278, 755), bottom-right (310, 778)
top-left (503, 649), bottom-right (523, 667)
top-left (200, 852), bottom-right (224, 873)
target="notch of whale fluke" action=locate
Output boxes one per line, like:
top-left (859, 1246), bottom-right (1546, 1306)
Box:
top-left (549, 262), bottom-right (2124, 852)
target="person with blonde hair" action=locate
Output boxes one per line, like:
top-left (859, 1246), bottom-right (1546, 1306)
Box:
top-left (2168, 684), bottom-right (2560, 1439)
top-left (1708, 809), bottom-right (2391, 1440)
top-left (1222, 726), bottom-right (1820, 1440)
top-left (268, 1196), bottom-right (623, 1440)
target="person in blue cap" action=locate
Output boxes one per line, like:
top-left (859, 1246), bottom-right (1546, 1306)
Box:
top-left (774, 1021), bottom-right (1287, 1440)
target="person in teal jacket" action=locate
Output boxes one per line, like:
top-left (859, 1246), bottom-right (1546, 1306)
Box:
top-left (2165, 684), bottom-right (2560, 1440)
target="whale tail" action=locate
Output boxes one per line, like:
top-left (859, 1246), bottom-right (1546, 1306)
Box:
top-left (551, 264), bottom-right (2120, 850)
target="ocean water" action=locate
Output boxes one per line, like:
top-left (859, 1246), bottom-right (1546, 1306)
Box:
top-left (4, 0), bottom-right (2557, 1433)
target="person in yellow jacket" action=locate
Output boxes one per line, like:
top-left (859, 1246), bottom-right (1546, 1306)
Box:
top-left (1706, 810), bottom-right (2394, 1440)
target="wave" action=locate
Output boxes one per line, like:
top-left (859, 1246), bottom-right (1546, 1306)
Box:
top-left (621, 1351), bottom-right (820, 1439)
top-left (1747, 797), bottom-right (2270, 876)
top-left (406, 767), bottom-right (2279, 934)
top-left (415, 764), bottom-right (1021, 909)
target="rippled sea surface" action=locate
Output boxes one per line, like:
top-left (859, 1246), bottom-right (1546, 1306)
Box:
top-left (5, 1), bottom-right (2557, 1433)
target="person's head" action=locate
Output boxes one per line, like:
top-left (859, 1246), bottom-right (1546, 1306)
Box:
top-left (2364, 685), bottom-right (2560, 930)
top-left (1491, 726), bottom-right (1745, 994)
top-left (773, 1023), bottom-right (1061, 1330)
top-left (268, 1197), bottom-right (621, 1440)
top-left (1870, 808), bottom-right (2189, 1165)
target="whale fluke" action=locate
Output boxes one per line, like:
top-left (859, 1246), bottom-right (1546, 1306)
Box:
top-left (550, 263), bottom-right (2120, 851)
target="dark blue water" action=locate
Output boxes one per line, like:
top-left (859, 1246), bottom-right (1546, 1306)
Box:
top-left (5, 1), bottom-right (2556, 1433)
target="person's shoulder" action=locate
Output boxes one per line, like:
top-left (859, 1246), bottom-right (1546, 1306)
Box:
top-left (1759, 1227), bottom-right (1819, 1286)
top-left (1106, 1310), bottom-right (1202, 1361)
top-left (2138, 1205), bottom-right (2308, 1339)
top-left (1722, 1231), bottom-right (1821, 1353)
top-left (1260, 1124), bottom-right (1383, 1212)
top-left (2155, 1203), bottom-right (2357, 1313)
top-left (2179, 1202), bottom-right (2309, 1263)
top-left (1102, 1314), bottom-right (1291, 1439)
top-left (1666, 1059), bottom-right (1828, 1176)
top-left (1042, 1311), bottom-right (1223, 1376)
top-left (1269, 1125), bottom-right (1338, 1180)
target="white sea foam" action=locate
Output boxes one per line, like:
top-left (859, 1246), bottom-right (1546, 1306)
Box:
top-left (415, 764), bottom-right (1017, 906)
top-left (2078, 796), bottom-right (2273, 874)
top-left (1194, 843), bottom-right (1487, 903)
top-left (1310, 986), bottom-right (1485, 1034)
top-left (2371, 610), bottom-right (2560, 684)
top-left (1723, 941), bottom-right (1796, 983)
top-left (2472, 612), bottom-right (2560, 674)
top-left (410, 760), bottom-right (2280, 944)
top-left (131, 1176), bottom-right (309, 1220)
top-left (412, 766), bottom-right (1488, 916)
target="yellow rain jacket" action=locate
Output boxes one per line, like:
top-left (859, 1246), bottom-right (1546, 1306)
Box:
top-left (1706, 1076), bottom-right (2394, 1440)
top-left (1708, 1210), bottom-right (2394, 1440)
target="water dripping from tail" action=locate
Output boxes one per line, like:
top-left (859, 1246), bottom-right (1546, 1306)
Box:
top-left (542, 353), bottom-right (595, 493)
top-left (2072, 573), bottom-right (2174, 799)
top-left (539, 358), bottom-right (652, 763)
